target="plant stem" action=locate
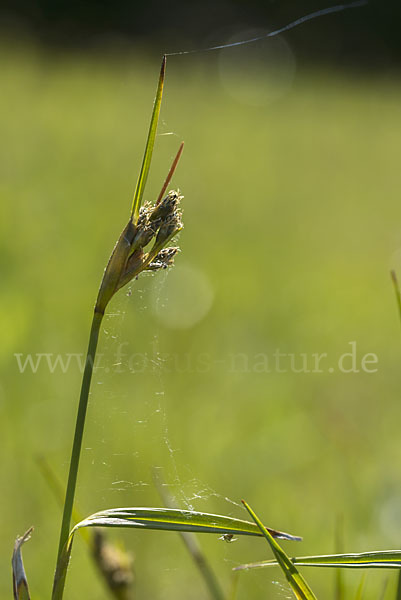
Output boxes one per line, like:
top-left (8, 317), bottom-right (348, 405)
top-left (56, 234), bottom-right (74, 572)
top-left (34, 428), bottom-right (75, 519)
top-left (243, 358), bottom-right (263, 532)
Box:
top-left (391, 270), bottom-right (401, 326)
top-left (153, 469), bottom-right (225, 600)
top-left (55, 308), bottom-right (104, 569)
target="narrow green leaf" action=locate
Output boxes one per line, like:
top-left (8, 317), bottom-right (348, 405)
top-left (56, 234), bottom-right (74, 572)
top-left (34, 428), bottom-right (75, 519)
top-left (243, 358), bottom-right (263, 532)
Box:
top-left (396, 568), bottom-right (401, 600)
top-left (229, 571), bottom-right (240, 600)
top-left (234, 550), bottom-right (401, 572)
top-left (131, 55), bottom-right (166, 220)
top-left (334, 516), bottom-right (345, 600)
top-left (378, 577), bottom-right (388, 600)
top-left (355, 574), bottom-right (365, 600)
top-left (36, 456), bottom-right (91, 545)
top-left (242, 500), bottom-right (318, 600)
top-left (73, 507), bottom-right (302, 541)
top-left (156, 141), bottom-right (184, 205)
top-left (53, 506), bottom-right (301, 600)
top-left (38, 458), bottom-right (134, 600)
top-left (391, 270), bottom-right (401, 326)
top-left (12, 528), bottom-right (33, 600)
top-left (153, 469), bottom-right (224, 600)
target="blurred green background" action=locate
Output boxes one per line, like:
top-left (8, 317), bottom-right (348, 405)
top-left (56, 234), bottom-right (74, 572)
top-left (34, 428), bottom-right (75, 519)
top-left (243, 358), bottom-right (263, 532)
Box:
top-left (1, 22), bottom-right (401, 600)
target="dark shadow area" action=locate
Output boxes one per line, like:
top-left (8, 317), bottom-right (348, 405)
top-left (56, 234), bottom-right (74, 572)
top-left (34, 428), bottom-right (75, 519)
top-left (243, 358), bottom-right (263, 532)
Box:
top-left (0, 0), bottom-right (399, 69)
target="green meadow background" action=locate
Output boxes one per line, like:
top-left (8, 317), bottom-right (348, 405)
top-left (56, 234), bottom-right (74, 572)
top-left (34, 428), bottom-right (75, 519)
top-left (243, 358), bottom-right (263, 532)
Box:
top-left (1, 40), bottom-right (401, 598)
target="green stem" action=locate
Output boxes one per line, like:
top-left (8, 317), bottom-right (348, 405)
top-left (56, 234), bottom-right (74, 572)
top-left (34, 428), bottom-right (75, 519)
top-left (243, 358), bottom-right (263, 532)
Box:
top-left (153, 469), bottom-right (225, 600)
top-left (391, 270), bottom-right (401, 326)
top-left (54, 308), bottom-right (104, 588)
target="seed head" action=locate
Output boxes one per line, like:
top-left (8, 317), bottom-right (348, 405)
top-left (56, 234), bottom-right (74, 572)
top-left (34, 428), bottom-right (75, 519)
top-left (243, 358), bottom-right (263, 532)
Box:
top-left (148, 247), bottom-right (179, 271)
top-left (96, 190), bottom-right (183, 310)
top-left (149, 190), bottom-right (179, 222)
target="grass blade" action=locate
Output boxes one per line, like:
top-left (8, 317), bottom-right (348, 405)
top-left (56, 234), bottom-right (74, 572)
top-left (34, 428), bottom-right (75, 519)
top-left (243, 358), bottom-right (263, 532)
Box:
top-left (396, 569), bottom-right (401, 600)
top-left (228, 571), bottom-right (240, 600)
top-left (131, 55), bottom-right (166, 220)
top-left (38, 457), bottom-right (134, 600)
top-left (156, 141), bottom-right (184, 205)
top-left (12, 528), bottom-right (33, 600)
top-left (335, 516), bottom-right (345, 600)
top-left (52, 506), bottom-right (301, 599)
top-left (234, 551), bottom-right (401, 572)
top-left (37, 456), bottom-right (88, 539)
top-left (55, 310), bottom-right (104, 578)
top-left (74, 506), bottom-right (302, 540)
top-left (378, 577), bottom-right (388, 600)
top-left (355, 574), bottom-right (365, 600)
top-left (242, 500), bottom-right (317, 600)
top-left (391, 270), bottom-right (401, 326)
top-left (153, 470), bottom-right (224, 600)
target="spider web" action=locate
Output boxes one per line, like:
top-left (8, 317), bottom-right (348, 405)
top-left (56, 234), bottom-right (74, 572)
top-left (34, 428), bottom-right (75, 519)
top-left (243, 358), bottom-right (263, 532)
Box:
top-left (84, 268), bottom-right (242, 518)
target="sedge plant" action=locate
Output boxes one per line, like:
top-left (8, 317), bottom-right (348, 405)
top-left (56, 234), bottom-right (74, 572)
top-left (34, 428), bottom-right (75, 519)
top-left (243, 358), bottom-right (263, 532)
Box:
top-left (53, 55), bottom-right (183, 598)
top-left (13, 51), bottom-right (401, 600)
top-left (12, 56), bottom-right (303, 600)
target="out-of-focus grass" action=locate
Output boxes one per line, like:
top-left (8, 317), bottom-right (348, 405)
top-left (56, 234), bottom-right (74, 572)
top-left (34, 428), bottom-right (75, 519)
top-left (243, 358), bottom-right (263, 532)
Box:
top-left (1, 41), bottom-right (401, 599)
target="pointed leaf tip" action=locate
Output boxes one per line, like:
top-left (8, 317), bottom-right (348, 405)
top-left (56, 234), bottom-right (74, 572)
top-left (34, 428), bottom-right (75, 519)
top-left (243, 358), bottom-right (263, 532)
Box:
top-left (53, 506), bottom-right (301, 598)
top-left (12, 528), bottom-right (33, 600)
top-left (235, 550), bottom-right (401, 572)
top-left (242, 501), bottom-right (317, 600)
top-left (156, 141), bottom-right (185, 205)
top-left (391, 269), bottom-right (401, 324)
top-left (131, 55), bottom-right (167, 220)
top-left (72, 506), bottom-right (302, 541)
